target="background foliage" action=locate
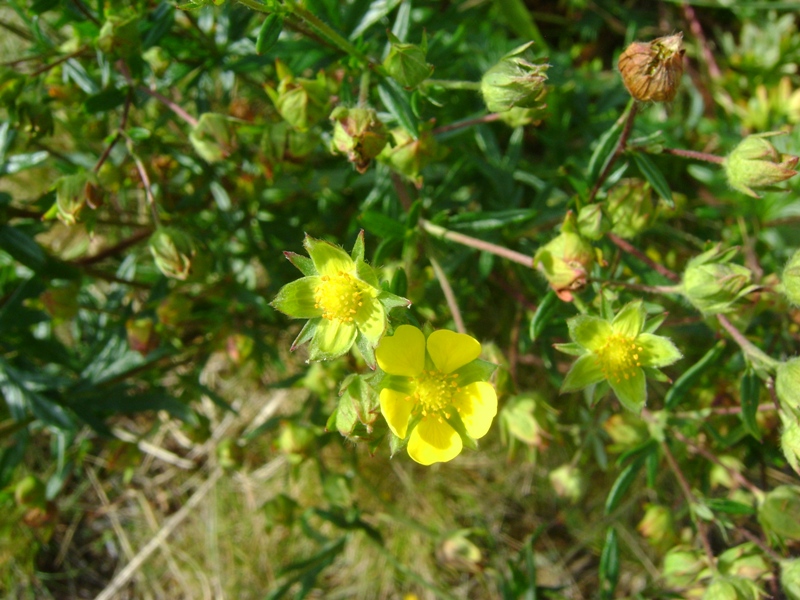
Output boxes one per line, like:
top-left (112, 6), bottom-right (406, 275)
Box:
top-left (1, 0), bottom-right (800, 598)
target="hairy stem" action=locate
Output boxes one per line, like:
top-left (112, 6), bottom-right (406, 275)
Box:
top-left (419, 219), bottom-right (532, 268)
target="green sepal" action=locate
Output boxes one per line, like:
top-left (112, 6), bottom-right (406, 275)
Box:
top-left (380, 374), bottom-right (415, 395)
top-left (377, 289), bottom-right (412, 311)
top-left (355, 257), bottom-right (380, 288)
top-left (290, 318), bottom-right (318, 351)
top-left (355, 330), bottom-right (378, 370)
top-left (611, 300), bottom-right (645, 337)
top-left (350, 229), bottom-right (365, 263)
top-left (445, 411), bottom-right (479, 451)
top-left (270, 277), bottom-right (321, 318)
top-left (284, 251), bottom-right (317, 276)
top-left (453, 359), bottom-right (497, 386)
top-left (642, 366), bottom-right (670, 383)
top-left (308, 319), bottom-right (357, 361)
top-left (642, 313), bottom-right (668, 334)
top-left (553, 342), bottom-right (587, 357)
top-left (608, 369), bottom-right (647, 413)
top-left (561, 353), bottom-right (604, 392)
top-left (568, 314), bottom-right (612, 352)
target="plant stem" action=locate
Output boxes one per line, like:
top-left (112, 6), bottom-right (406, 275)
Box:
top-left (432, 113), bottom-right (502, 136)
top-left (716, 314), bottom-right (780, 372)
top-left (608, 234), bottom-right (681, 282)
top-left (138, 85), bottom-right (199, 128)
top-left (422, 79), bottom-right (482, 91)
top-left (429, 255), bottom-right (465, 334)
top-left (95, 92), bottom-right (133, 173)
top-left (28, 47), bottom-right (89, 77)
top-left (661, 147), bottom-right (725, 164)
top-left (73, 229), bottom-right (153, 266)
top-left (588, 99), bottom-right (637, 203)
top-left (419, 219), bottom-right (532, 268)
top-left (660, 440), bottom-right (717, 571)
top-left (595, 279), bottom-right (682, 295)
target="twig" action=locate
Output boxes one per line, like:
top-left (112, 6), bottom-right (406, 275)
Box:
top-left (420, 219), bottom-right (533, 268)
top-left (432, 113), bottom-right (502, 136)
top-left (716, 314), bottom-right (780, 371)
top-left (595, 279), bottom-right (681, 295)
top-left (72, 229), bottom-right (153, 266)
top-left (681, 3), bottom-right (721, 79)
top-left (608, 234), bottom-right (681, 282)
top-left (112, 427), bottom-right (195, 470)
top-left (738, 528), bottom-right (785, 564)
top-left (661, 147), bottom-right (725, 164)
top-left (673, 403), bottom-right (776, 418)
top-left (94, 92), bottom-right (133, 173)
top-left (669, 427), bottom-right (763, 495)
top-left (93, 468), bottom-right (226, 600)
top-left (128, 145), bottom-right (161, 226)
top-left (29, 47), bottom-right (89, 77)
top-left (660, 440), bottom-right (717, 570)
top-left (588, 101), bottom-right (638, 203)
top-left (429, 255), bottom-right (465, 334)
top-left (137, 86), bottom-right (199, 128)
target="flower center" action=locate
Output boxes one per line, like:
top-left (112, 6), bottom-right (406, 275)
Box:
top-left (314, 271), bottom-right (364, 323)
top-left (596, 332), bottom-right (643, 383)
top-left (411, 370), bottom-right (461, 419)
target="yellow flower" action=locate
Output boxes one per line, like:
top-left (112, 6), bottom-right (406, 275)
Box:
top-left (376, 325), bottom-right (497, 465)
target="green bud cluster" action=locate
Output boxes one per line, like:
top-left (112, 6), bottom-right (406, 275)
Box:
top-left (605, 178), bottom-right (658, 239)
top-left (533, 212), bottom-right (594, 301)
top-left (265, 61), bottom-right (333, 131)
top-left (383, 32), bottom-right (434, 89)
top-left (682, 245), bottom-right (758, 315)
top-left (725, 132), bottom-right (799, 198)
top-left (481, 42), bottom-right (549, 113)
top-left (190, 113), bottom-right (238, 163)
top-left (379, 126), bottom-right (447, 185)
top-left (149, 227), bottom-right (197, 281)
top-left (330, 107), bottom-right (388, 173)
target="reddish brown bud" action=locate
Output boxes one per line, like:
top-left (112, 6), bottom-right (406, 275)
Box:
top-left (618, 33), bottom-right (684, 103)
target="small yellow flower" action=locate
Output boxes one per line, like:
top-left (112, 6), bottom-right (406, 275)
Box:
top-left (376, 325), bottom-right (497, 465)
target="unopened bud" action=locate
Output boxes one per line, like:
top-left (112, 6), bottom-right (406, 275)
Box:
top-left (663, 546), bottom-right (705, 588)
top-left (781, 414), bottom-right (800, 475)
top-left (265, 61), bottom-right (332, 131)
top-left (718, 543), bottom-right (770, 581)
top-left (190, 113), bottom-right (238, 163)
top-left (481, 42), bottom-right (549, 113)
top-left (379, 126), bottom-right (447, 186)
top-left (126, 317), bottom-right (159, 355)
top-left (781, 559), bottom-right (800, 600)
top-left (576, 203), bottom-right (610, 241)
top-left (777, 358), bottom-right (800, 419)
top-left (533, 212), bottom-right (595, 302)
top-left (682, 245), bottom-right (758, 315)
top-left (725, 132), bottom-right (799, 198)
top-left (637, 504), bottom-right (674, 546)
top-left (704, 577), bottom-right (760, 600)
top-left (54, 171), bottom-right (95, 225)
top-left (606, 178), bottom-right (658, 238)
top-left (383, 32), bottom-right (434, 89)
top-left (782, 249), bottom-right (800, 306)
top-left (149, 227), bottom-right (196, 281)
top-left (618, 33), bottom-right (684, 103)
top-left (758, 485), bottom-right (800, 541)
top-left (548, 463), bottom-right (584, 503)
top-left (330, 107), bottom-right (388, 173)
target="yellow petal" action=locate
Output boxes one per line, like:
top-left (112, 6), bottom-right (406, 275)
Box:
top-left (426, 330), bottom-right (481, 374)
top-left (453, 382), bottom-right (497, 439)
top-left (407, 418), bottom-right (463, 465)
top-left (376, 324), bottom-right (425, 377)
top-left (379, 388), bottom-right (413, 439)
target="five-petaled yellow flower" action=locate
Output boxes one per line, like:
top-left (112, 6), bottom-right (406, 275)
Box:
top-left (376, 325), bottom-right (497, 465)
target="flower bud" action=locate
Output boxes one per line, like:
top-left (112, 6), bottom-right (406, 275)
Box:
top-left (498, 106), bottom-right (545, 128)
top-left (98, 14), bottom-right (141, 59)
top-left (533, 212), bottom-right (595, 302)
top-left (781, 559), bottom-right (800, 600)
top-left (606, 178), bottom-right (658, 239)
top-left (190, 113), bottom-right (238, 163)
top-left (725, 132), bottom-right (799, 198)
top-left (481, 42), bottom-right (549, 113)
top-left (149, 227), bottom-right (196, 281)
top-left (603, 413), bottom-right (647, 447)
top-left (54, 171), bottom-right (95, 225)
top-left (758, 485), bottom-right (800, 541)
top-left (379, 126), bottom-right (447, 186)
top-left (383, 32), bottom-right (434, 89)
top-left (576, 203), bottom-right (610, 241)
top-left (618, 33), bottom-right (684, 103)
top-left (682, 245), bottom-right (758, 315)
top-left (637, 504), bottom-right (675, 547)
top-left (663, 546), bottom-right (705, 589)
top-left (718, 543), bottom-right (770, 581)
top-left (781, 249), bottom-right (800, 306)
top-left (330, 107), bottom-right (388, 173)
top-left (704, 577), bottom-right (760, 600)
top-left (126, 317), bottom-right (159, 356)
top-left (265, 61), bottom-right (332, 130)
top-left (15, 475), bottom-right (47, 508)
top-left (781, 414), bottom-right (800, 475)
top-left (548, 463), bottom-right (585, 503)
top-left (776, 357), bottom-right (800, 419)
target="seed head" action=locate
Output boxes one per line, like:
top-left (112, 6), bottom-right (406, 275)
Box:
top-left (618, 33), bottom-right (684, 103)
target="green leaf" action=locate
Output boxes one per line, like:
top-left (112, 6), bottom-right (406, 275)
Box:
top-left (453, 359), bottom-right (497, 386)
top-left (665, 340), bottom-right (726, 410)
top-left (0, 225), bottom-right (46, 271)
top-left (587, 112), bottom-right (626, 187)
top-left (256, 13), bottom-right (283, 55)
top-left (0, 150), bottom-right (49, 176)
top-left (632, 152), bottom-right (673, 208)
top-left (599, 528), bottom-right (619, 600)
top-left (605, 455), bottom-right (645, 514)
top-left (349, 0), bottom-right (402, 40)
top-left (493, 0), bottom-right (548, 51)
top-left (530, 289), bottom-right (558, 341)
top-left (740, 369), bottom-right (762, 441)
top-left (84, 87), bottom-right (127, 113)
top-left (378, 79), bottom-right (419, 137)
top-left (707, 498), bottom-right (756, 516)
top-left (359, 209), bottom-right (407, 240)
